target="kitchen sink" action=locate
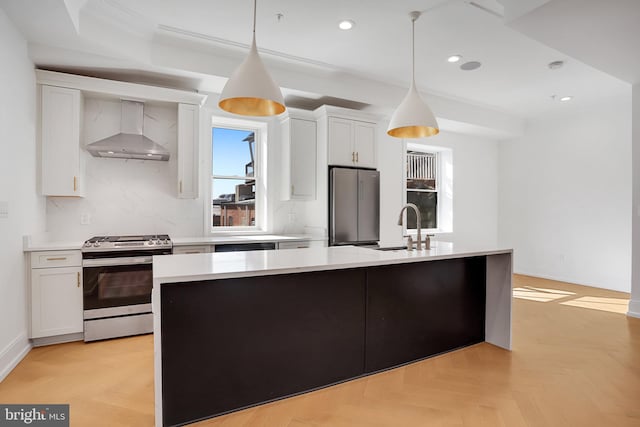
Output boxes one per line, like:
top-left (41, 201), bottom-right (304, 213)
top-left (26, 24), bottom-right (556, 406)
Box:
top-left (373, 246), bottom-right (408, 251)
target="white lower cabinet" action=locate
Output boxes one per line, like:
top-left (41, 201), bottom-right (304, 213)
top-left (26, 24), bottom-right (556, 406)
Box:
top-left (30, 251), bottom-right (83, 339)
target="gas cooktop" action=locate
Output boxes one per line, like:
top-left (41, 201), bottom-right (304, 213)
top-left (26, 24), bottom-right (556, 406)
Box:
top-left (82, 234), bottom-right (172, 252)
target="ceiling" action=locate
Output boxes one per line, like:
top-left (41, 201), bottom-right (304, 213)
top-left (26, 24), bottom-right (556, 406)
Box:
top-left (0, 0), bottom-right (635, 129)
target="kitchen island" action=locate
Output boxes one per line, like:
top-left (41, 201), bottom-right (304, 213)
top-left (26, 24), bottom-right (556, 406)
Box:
top-left (152, 243), bottom-right (513, 427)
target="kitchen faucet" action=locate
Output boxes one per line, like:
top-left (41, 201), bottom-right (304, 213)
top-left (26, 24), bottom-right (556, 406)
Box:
top-left (398, 203), bottom-right (422, 250)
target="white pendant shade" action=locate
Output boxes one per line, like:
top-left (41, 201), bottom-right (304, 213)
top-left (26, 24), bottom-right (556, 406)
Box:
top-left (387, 11), bottom-right (439, 139)
top-left (387, 81), bottom-right (439, 138)
top-left (218, 1), bottom-right (285, 117)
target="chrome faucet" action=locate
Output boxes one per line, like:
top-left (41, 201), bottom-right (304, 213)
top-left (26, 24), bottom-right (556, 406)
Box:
top-left (398, 203), bottom-right (422, 250)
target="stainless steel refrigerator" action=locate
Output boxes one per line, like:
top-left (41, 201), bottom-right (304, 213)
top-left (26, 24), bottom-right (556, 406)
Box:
top-left (329, 167), bottom-right (380, 246)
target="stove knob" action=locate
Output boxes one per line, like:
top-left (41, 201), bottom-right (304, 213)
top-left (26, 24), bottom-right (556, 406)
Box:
top-left (84, 242), bottom-right (91, 247)
top-left (93, 242), bottom-right (101, 247)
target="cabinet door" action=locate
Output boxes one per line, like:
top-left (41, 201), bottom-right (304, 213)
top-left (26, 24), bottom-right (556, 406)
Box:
top-left (327, 117), bottom-right (354, 167)
top-left (177, 103), bottom-right (199, 199)
top-left (353, 121), bottom-right (377, 168)
top-left (31, 267), bottom-right (83, 338)
top-left (365, 258), bottom-right (486, 373)
top-left (41, 85), bottom-right (83, 197)
top-left (289, 118), bottom-right (317, 199)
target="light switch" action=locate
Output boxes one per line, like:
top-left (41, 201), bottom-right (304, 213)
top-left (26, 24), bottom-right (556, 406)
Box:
top-left (0, 201), bottom-right (7, 219)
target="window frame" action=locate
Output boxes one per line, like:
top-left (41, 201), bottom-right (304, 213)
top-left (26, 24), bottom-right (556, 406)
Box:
top-left (206, 116), bottom-right (268, 234)
top-left (402, 142), bottom-right (450, 236)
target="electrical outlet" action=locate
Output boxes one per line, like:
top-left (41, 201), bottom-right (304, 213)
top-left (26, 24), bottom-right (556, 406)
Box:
top-left (0, 201), bottom-right (7, 219)
top-left (80, 213), bottom-right (91, 225)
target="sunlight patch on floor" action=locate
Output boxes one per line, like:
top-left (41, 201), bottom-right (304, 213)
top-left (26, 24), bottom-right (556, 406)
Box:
top-left (560, 296), bottom-right (629, 314)
top-left (513, 286), bottom-right (575, 302)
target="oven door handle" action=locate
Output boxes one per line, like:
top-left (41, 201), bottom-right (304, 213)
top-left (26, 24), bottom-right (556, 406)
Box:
top-left (82, 256), bottom-right (153, 267)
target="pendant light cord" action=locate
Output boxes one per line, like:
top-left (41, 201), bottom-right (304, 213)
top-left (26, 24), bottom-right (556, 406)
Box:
top-left (253, 0), bottom-right (257, 35)
top-left (410, 12), bottom-right (420, 84)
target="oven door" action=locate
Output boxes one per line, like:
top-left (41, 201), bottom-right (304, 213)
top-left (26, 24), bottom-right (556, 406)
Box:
top-left (82, 256), bottom-right (153, 318)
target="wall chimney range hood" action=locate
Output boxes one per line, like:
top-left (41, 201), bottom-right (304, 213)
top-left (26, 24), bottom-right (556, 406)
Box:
top-left (86, 100), bottom-right (170, 161)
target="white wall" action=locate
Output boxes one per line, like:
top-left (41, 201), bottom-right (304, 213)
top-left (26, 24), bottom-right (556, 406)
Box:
top-left (498, 96), bottom-right (633, 292)
top-left (0, 10), bottom-right (46, 380)
top-left (630, 84), bottom-right (640, 316)
top-left (378, 125), bottom-right (500, 248)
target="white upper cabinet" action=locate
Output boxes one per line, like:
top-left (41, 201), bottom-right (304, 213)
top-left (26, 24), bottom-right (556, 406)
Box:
top-left (281, 112), bottom-right (317, 200)
top-left (353, 121), bottom-right (377, 168)
top-left (326, 115), bottom-right (377, 169)
top-left (41, 85), bottom-right (84, 197)
top-left (177, 103), bottom-right (200, 199)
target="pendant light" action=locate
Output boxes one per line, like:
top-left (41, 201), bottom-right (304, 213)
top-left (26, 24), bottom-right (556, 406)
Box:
top-left (387, 11), bottom-right (439, 139)
top-left (218, 0), bottom-right (286, 116)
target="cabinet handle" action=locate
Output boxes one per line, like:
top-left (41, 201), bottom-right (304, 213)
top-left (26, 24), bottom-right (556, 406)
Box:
top-left (73, 176), bottom-right (78, 192)
top-left (356, 152), bottom-right (359, 162)
top-left (352, 152), bottom-right (355, 162)
top-left (77, 272), bottom-right (80, 288)
top-left (179, 180), bottom-right (183, 193)
top-left (46, 257), bottom-right (67, 261)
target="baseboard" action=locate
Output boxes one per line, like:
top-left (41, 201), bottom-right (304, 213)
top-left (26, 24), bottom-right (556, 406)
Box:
top-left (627, 299), bottom-right (640, 319)
top-left (31, 332), bottom-right (83, 347)
top-left (0, 333), bottom-right (32, 383)
top-left (514, 269), bottom-right (630, 293)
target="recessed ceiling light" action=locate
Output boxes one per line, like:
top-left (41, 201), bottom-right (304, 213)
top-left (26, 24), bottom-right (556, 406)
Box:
top-left (447, 55), bottom-right (462, 63)
top-left (147, 153), bottom-right (154, 157)
top-left (338, 20), bottom-right (355, 30)
top-left (560, 96), bottom-right (573, 102)
top-left (107, 151), bottom-right (115, 154)
top-left (460, 61), bottom-right (481, 71)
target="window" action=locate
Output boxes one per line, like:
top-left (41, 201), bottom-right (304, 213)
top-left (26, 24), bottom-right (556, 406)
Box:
top-left (406, 150), bottom-right (438, 230)
top-left (211, 126), bottom-right (260, 229)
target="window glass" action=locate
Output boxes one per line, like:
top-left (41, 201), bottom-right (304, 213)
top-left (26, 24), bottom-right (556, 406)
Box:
top-left (407, 192), bottom-right (437, 229)
top-left (212, 127), bottom-right (258, 229)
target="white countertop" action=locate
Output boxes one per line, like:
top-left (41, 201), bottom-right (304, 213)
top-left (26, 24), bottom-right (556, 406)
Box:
top-left (153, 242), bottom-right (512, 284)
top-left (171, 234), bottom-right (320, 246)
top-left (22, 234), bottom-right (323, 252)
top-left (22, 236), bottom-right (84, 252)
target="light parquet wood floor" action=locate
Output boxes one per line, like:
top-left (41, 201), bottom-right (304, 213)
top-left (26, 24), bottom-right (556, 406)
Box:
top-left (1, 274), bottom-right (639, 426)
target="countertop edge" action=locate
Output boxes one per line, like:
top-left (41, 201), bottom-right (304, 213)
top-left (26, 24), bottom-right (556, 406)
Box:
top-left (153, 247), bottom-right (513, 284)
top-left (22, 234), bottom-right (326, 252)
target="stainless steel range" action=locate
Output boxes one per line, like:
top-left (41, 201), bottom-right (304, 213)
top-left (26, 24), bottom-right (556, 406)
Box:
top-left (81, 235), bottom-right (172, 342)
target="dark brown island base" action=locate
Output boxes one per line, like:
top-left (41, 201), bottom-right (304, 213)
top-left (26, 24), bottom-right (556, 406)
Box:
top-left (152, 245), bottom-right (512, 427)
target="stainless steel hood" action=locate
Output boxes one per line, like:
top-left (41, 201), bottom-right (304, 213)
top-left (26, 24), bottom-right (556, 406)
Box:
top-left (86, 100), bottom-right (170, 161)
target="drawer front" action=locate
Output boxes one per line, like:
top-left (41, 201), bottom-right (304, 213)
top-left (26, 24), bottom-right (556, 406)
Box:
top-left (31, 250), bottom-right (82, 268)
top-left (278, 241), bottom-right (311, 250)
top-left (173, 245), bottom-right (211, 255)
